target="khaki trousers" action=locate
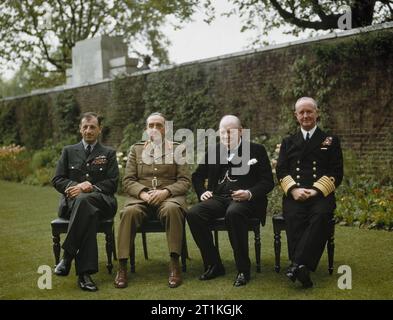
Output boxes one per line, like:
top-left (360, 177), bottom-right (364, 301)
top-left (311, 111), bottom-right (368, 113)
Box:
top-left (117, 200), bottom-right (185, 259)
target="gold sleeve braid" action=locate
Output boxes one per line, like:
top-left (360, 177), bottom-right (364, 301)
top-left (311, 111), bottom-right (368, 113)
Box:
top-left (280, 175), bottom-right (296, 195)
top-left (313, 175), bottom-right (336, 197)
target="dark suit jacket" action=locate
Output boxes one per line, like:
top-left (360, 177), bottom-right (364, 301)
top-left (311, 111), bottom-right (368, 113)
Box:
top-left (276, 127), bottom-right (344, 214)
top-left (52, 141), bottom-right (119, 218)
top-left (192, 141), bottom-right (274, 225)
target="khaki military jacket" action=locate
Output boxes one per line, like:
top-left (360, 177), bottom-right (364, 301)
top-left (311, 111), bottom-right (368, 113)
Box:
top-left (122, 140), bottom-right (191, 209)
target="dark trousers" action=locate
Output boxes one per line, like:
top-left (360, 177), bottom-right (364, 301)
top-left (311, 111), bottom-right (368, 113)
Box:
top-left (187, 196), bottom-right (257, 273)
top-left (62, 192), bottom-right (115, 275)
top-left (284, 208), bottom-right (332, 272)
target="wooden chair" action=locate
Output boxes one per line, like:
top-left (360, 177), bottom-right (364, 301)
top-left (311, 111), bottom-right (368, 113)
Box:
top-left (272, 214), bottom-right (335, 274)
top-left (210, 217), bottom-right (262, 273)
top-left (129, 218), bottom-right (188, 273)
top-left (51, 217), bottom-right (117, 274)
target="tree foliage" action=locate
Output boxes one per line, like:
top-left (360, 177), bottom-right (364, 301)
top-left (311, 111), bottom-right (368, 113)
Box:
top-left (0, 0), bottom-right (210, 77)
top-left (226, 0), bottom-right (393, 43)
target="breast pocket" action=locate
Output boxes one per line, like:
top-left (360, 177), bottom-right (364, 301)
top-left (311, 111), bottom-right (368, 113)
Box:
top-left (136, 160), bottom-right (146, 177)
top-left (91, 163), bottom-right (107, 175)
top-left (160, 164), bottom-right (177, 178)
top-left (68, 162), bottom-right (83, 180)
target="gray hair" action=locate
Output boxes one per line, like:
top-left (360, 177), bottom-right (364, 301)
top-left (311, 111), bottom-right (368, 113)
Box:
top-left (146, 112), bottom-right (166, 125)
top-left (295, 97), bottom-right (318, 111)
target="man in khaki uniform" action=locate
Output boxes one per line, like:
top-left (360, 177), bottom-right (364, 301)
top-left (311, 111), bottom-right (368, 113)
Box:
top-left (114, 113), bottom-right (191, 289)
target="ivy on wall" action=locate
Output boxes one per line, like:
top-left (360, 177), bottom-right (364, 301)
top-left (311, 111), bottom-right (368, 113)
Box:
top-left (274, 30), bottom-right (393, 139)
top-left (19, 96), bottom-right (52, 150)
top-left (111, 65), bottom-right (220, 152)
top-left (0, 29), bottom-right (392, 160)
top-left (52, 91), bottom-right (80, 142)
top-left (0, 101), bottom-right (19, 146)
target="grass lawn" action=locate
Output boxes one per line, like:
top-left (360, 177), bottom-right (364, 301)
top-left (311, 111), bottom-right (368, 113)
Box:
top-left (0, 180), bottom-right (392, 300)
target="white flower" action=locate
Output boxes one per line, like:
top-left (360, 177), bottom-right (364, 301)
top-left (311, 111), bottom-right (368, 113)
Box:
top-left (123, 156), bottom-right (128, 161)
top-left (247, 158), bottom-right (258, 166)
top-left (116, 152), bottom-right (123, 157)
top-left (118, 164), bottom-right (123, 169)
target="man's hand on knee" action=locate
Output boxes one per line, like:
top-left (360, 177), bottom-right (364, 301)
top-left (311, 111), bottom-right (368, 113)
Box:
top-left (200, 191), bottom-right (213, 201)
top-left (77, 181), bottom-right (93, 193)
top-left (139, 191), bottom-right (151, 203)
top-left (231, 189), bottom-right (251, 202)
top-left (65, 185), bottom-right (83, 199)
top-left (148, 189), bottom-right (170, 206)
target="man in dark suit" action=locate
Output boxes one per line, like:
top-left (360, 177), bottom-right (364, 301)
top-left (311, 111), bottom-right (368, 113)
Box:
top-left (187, 115), bottom-right (274, 287)
top-left (52, 112), bottom-right (119, 292)
top-left (276, 97), bottom-right (343, 288)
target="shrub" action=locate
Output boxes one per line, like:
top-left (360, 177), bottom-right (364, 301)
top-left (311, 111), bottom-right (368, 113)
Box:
top-left (0, 145), bottom-right (31, 181)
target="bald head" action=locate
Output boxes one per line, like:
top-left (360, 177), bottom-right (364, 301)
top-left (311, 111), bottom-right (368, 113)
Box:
top-left (219, 115), bottom-right (242, 129)
top-left (219, 115), bottom-right (242, 149)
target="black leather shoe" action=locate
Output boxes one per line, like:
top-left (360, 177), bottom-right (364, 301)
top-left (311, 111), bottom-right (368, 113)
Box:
top-left (199, 264), bottom-right (226, 281)
top-left (54, 258), bottom-right (72, 276)
top-left (296, 265), bottom-right (313, 288)
top-left (78, 274), bottom-right (98, 292)
top-left (233, 272), bottom-right (250, 287)
top-left (285, 263), bottom-right (298, 283)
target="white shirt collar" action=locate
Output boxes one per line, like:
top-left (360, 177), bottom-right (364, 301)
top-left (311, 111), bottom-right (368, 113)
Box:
top-left (301, 126), bottom-right (317, 140)
top-left (82, 139), bottom-right (97, 151)
top-left (227, 138), bottom-right (242, 162)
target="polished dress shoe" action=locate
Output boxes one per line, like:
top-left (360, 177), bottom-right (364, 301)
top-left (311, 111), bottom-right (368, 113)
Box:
top-left (199, 264), bottom-right (225, 281)
top-left (54, 258), bottom-right (72, 276)
top-left (114, 267), bottom-right (128, 289)
top-left (78, 274), bottom-right (98, 292)
top-left (296, 265), bottom-right (313, 288)
top-left (285, 263), bottom-right (298, 283)
top-left (233, 272), bottom-right (250, 287)
top-left (168, 259), bottom-right (182, 288)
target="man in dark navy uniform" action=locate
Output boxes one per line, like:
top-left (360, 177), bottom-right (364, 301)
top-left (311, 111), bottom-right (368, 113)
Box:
top-left (52, 112), bottom-right (119, 291)
top-left (276, 97), bottom-right (343, 288)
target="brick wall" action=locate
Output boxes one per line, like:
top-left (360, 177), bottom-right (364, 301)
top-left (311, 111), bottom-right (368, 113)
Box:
top-left (2, 25), bottom-right (392, 170)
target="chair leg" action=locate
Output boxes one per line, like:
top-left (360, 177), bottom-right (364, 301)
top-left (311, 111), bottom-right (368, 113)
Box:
top-left (130, 245), bottom-right (136, 273)
top-left (181, 231), bottom-right (187, 272)
top-left (274, 229), bottom-right (282, 273)
top-left (327, 223), bottom-right (335, 275)
top-left (142, 232), bottom-right (148, 260)
top-left (52, 232), bottom-right (61, 267)
top-left (105, 231), bottom-right (113, 274)
top-left (254, 226), bottom-right (261, 273)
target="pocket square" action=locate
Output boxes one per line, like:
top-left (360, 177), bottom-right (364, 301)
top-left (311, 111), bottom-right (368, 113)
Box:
top-left (247, 158), bottom-right (258, 165)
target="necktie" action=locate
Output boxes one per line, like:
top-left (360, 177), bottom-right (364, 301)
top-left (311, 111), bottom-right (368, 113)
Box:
top-left (86, 144), bottom-right (92, 157)
top-left (306, 132), bottom-right (310, 142)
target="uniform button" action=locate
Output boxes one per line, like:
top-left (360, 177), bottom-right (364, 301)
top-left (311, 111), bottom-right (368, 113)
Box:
top-left (296, 183), bottom-right (300, 186)
top-left (71, 166), bottom-right (74, 169)
top-left (296, 175), bottom-right (300, 179)
top-left (100, 168), bottom-right (103, 171)
top-left (313, 161), bottom-right (316, 165)
top-left (313, 167), bottom-right (316, 171)
top-left (313, 174), bottom-right (317, 178)
top-left (86, 174), bottom-right (89, 177)
top-left (296, 168), bottom-right (300, 171)
top-left (297, 160), bottom-right (300, 164)
top-left (154, 168), bottom-right (158, 171)
top-left (86, 163), bottom-right (90, 167)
